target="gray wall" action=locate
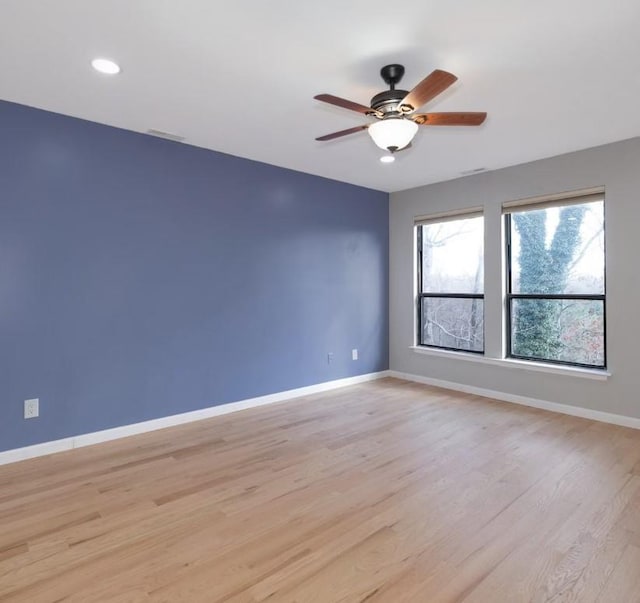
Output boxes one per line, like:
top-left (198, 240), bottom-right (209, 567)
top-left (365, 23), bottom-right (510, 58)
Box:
top-left (390, 137), bottom-right (640, 419)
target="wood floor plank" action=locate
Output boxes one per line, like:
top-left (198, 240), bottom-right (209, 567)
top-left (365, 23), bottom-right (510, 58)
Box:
top-left (594, 544), bottom-right (640, 603)
top-left (0, 378), bottom-right (639, 601)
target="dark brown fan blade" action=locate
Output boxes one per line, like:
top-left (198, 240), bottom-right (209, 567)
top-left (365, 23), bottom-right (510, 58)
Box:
top-left (398, 70), bottom-right (458, 113)
top-left (412, 112), bottom-right (487, 126)
top-left (314, 94), bottom-right (379, 116)
top-left (315, 125), bottom-right (369, 141)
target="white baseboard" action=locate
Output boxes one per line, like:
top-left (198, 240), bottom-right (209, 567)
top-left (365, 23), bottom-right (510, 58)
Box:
top-left (388, 370), bottom-right (640, 430)
top-left (0, 370), bottom-right (390, 467)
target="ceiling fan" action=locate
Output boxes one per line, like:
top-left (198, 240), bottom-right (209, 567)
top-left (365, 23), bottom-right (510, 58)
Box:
top-left (314, 64), bottom-right (486, 155)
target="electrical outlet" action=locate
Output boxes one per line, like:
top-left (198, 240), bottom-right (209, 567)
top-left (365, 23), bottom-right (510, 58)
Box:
top-left (24, 398), bottom-right (39, 419)
top-left (352, 349), bottom-right (358, 360)
top-left (327, 352), bottom-right (334, 364)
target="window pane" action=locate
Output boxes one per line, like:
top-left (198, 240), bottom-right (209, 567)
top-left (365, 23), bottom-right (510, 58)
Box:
top-left (420, 297), bottom-right (484, 352)
top-left (421, 216), bottom-right (484, 293)
top-left (510, 201), bottom-right (604, 294)
top-left (510, 298), bottom-right (604, 366)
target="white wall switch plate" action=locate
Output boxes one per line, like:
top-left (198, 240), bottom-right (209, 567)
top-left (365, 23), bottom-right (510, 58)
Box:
top-left (352, 349), bottom-right (358, 360)
top-left (24, 398), bottom-right (39, 419)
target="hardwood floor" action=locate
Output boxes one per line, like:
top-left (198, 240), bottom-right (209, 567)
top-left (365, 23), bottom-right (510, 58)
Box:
top-left (1, 377), bottom-right (640, 602)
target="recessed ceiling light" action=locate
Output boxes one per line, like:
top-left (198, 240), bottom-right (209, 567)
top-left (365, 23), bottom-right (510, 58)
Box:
top-left (91, 58), bottom-right (121, 75)
top-left (380, 155), bottom-right (395, 164)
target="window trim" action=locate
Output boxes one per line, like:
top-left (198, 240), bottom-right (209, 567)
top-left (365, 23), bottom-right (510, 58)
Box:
top-left (416, 216), bottom-right (485, 354)
top-left (504, 208), bottom-right (607, 370)
top-left (408, 345), bottom-right (610, 380)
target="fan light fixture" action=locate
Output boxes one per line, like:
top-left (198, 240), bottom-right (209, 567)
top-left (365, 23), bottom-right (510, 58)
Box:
top-left (368, 118), bottom-right (418, 152)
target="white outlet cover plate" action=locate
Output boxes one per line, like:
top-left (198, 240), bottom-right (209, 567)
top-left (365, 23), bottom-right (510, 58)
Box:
top-left (24, 398), bottom-right (39, 419)
top-left (352, 349), bottom-right (358, 360)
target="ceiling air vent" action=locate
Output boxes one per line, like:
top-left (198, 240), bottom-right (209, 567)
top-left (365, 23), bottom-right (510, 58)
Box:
top-left (146, 129), bottom-right (185, 142)
top-left (460, 167), bottom-right (487, 176)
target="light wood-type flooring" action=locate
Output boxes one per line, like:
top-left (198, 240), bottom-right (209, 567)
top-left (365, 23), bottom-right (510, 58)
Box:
top-left (1, 378), bottom-right (640, 602)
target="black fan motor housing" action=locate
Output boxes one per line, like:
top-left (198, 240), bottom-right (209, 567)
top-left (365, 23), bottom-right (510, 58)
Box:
top-left (370, 89), bottom-right (409, 112)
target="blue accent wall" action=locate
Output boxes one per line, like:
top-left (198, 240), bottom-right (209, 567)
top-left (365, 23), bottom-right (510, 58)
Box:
top-left (0, 100), bottom-right (389, 452)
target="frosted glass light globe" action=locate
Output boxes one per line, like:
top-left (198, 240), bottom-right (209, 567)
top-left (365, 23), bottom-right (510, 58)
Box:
top-left (368, 118), bottom-right (418, 151)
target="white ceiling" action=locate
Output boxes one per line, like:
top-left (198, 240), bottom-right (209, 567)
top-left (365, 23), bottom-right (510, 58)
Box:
top-left (1, 1), bottom-right (639, 193)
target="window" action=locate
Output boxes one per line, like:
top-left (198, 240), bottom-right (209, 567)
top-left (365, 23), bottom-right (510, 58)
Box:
top-left (504, 194), bottom-right (605, 368)
top-left (416, 212), bottom-right (484, 352)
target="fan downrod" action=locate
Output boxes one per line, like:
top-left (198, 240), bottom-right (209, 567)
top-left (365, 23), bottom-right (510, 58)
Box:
top-left (371, 65), bottom-right (408, 112)
top-left (380, 64), bottom-right (405, 90)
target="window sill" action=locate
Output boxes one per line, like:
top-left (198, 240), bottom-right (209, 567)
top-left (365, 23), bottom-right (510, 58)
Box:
top-left (409, 346), bottom-right (610, 381)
